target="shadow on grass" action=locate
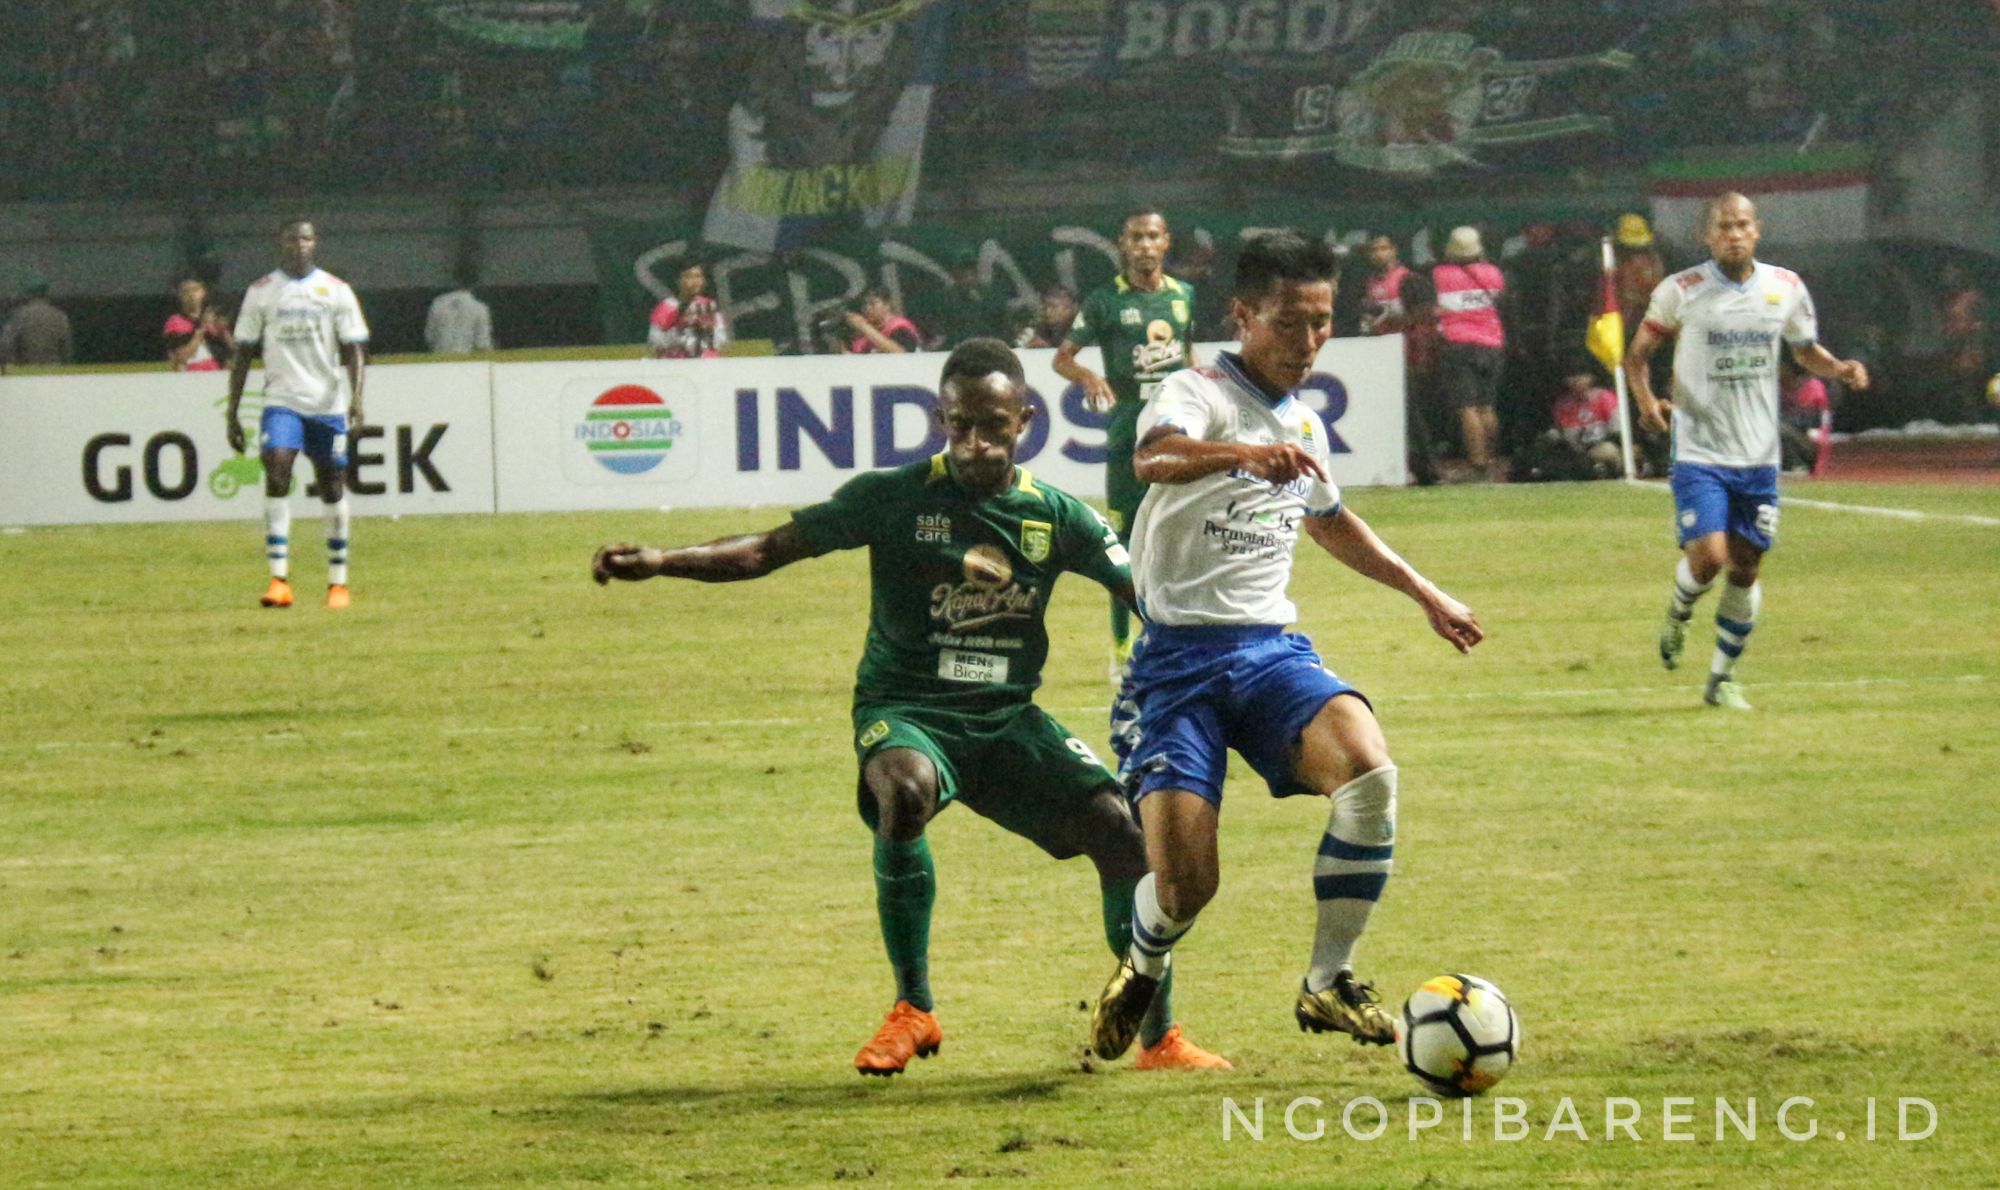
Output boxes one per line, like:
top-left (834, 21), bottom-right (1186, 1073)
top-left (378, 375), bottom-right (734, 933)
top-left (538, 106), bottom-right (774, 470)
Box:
top-left (570, 1071), bottom-right (1073, 1113)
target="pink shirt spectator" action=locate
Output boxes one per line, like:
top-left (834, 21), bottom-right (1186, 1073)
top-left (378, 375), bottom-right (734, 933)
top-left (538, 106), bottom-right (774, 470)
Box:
top-left (164, 312), bottom-right (223, 371)
top-left (1432, 261), bottom-right (1506, 349)
top-left (1363, 265), bottom-right (1410, 334)
top-left (1782, 375), bottom-right (1829, 419)
top-left (852, 313), bottom-right (921, 354)
top-left (1553, 385), bottom-right (1619, 446)
top-left (648, 295), bottom-right (727, 359)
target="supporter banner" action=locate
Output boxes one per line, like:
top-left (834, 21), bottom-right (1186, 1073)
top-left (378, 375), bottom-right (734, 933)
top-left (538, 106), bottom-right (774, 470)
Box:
top-left (1649, 144), bottom-right (1871, 250)
top-left (1218, 31), bottom-right (1633, 171)
top-left (489, 338), bottom-right (1405, 513)
top-left (597, 197), bottom-right (1629, 349)
top-left (702, 0), bottom-right (952, 253)
top-left (0, 365), bottom-right (495, 527)
top-left (1026, 0), bottom-right (1390, 84)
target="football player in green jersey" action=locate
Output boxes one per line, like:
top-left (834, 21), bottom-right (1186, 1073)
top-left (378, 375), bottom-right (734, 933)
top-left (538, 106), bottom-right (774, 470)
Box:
top-left (1054, 208), bottom-right (1198, 680)
top-left (593, 339), bottom-right (1227, 1076)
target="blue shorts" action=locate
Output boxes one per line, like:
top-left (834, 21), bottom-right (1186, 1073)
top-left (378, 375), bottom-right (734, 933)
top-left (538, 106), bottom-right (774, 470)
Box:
top-left (1670, 462), bottom-right (1779, 551)
top-left (260, 406), bottom-right (349, 468)
top-left (1110, 624), bottom-right (1365, 808)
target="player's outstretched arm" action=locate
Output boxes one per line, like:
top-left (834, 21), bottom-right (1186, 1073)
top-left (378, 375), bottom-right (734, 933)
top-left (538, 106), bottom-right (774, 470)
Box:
top-left (1133, 427), bottom-right (1327, 487)
top-left (1624, 322), bottom-right (1672, 434)
top-left (592, 522), bottom-right (823, 586)
top-left (1303, 508), bottom-right (1483, 654)
top-left (1790, 342), bottom-right (1870, 391)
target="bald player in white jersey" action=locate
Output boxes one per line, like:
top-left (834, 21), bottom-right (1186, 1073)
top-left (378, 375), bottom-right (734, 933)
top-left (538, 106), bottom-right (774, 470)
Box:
top-left (226, 218), bottom-right (370, 610)
top-left (1625, 193), bottom-right (1869, 709)
top-left (1087, 229), bottom-right (1484, 1062)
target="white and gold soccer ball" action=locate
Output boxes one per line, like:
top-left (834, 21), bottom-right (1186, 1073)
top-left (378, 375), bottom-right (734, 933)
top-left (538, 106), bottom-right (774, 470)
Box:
top-left (1395, 973), bottom-right (1520, 1096)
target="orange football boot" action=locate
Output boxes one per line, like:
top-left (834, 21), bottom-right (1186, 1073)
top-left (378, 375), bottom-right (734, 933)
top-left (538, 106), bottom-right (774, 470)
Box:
top-left (260, 577), bottom-right (294, 608)
top-left (854, 1000), bottom-right (942, 1076)
top-left (326, 584), bottom-right (351, 610)
top-left (1133, 1024), bottom-right (1233, 1071)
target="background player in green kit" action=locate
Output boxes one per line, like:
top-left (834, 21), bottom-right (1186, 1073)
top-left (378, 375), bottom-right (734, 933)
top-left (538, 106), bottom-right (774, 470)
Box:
top-left (592, 339), bottom-right (1227, 1076)
top-left (1054, 208), bottom-right (1197, 678)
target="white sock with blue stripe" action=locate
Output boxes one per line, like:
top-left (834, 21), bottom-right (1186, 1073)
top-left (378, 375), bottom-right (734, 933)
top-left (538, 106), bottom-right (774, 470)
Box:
top-left (1711, 580), bottom-right (1760, 679)
top-left (326, 496), bottom-right (351, 586)
top-left (1668, 556), bottom-right (1712, 622)
top-left (1306, 764), bottom-right (1397, 994)
top-left (264, 497), bottom-right (290, 579)
top-left (1129, 872), bottom-right (1189, 979)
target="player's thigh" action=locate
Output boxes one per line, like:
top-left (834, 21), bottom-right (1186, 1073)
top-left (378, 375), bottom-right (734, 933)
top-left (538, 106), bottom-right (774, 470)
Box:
top-left (1228, 634), bottom-right (1375, 796)
top-left (1670, 463), bottom-right (1732, 559)
top-left (1293, 693), bottom-right (1390, 794)
top-left (853, 713), bottom-right (956, 835)
top-left (1723, 467), bottom-right (1780, 555)
top-left (957, 707), bottom-right (1125, 861)
top-left (301, 416), bottom-right (351, 498)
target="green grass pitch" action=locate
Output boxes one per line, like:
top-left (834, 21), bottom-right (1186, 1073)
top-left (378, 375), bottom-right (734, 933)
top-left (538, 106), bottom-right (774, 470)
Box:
top-left (3, 480), bottom-right (1997, 1187)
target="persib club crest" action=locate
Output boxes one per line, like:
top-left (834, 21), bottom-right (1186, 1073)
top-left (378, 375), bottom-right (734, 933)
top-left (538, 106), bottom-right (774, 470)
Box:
top-left (1020, 520), bottom-right (1053, 564)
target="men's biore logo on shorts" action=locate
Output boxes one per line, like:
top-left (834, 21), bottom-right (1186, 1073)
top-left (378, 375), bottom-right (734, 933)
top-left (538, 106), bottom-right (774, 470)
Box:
top-left (575, 384), bottom-right (684, 475)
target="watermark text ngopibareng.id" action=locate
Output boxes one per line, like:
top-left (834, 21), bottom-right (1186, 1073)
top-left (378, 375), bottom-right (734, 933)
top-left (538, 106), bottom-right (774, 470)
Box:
top-left (1220, 1095), bottom-right (1939, 1144)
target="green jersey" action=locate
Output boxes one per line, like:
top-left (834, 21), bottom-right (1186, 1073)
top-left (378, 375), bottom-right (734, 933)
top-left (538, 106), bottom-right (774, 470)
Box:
top-left (1065, 273), bottom-right (1197, 406)
top-left (791, 453), bottom-right (1132, 709)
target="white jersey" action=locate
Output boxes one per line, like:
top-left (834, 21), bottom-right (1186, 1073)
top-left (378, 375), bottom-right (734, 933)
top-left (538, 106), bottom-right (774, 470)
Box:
top-left (1643, 259), bottom-right (1818, 469)
top-left (234, 268), bottom-right (370, 416)
top-left (1130, 354), bottom-right (1342, 627)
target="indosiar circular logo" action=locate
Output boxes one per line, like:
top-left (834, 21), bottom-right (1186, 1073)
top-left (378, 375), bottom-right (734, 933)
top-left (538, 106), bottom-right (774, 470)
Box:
top-left (576, 384), bottom-right (684, 475)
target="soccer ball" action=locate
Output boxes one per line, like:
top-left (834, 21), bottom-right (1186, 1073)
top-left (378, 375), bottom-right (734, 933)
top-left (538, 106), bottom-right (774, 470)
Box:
top-left (1395, 973), bottom-right (1519, 1096)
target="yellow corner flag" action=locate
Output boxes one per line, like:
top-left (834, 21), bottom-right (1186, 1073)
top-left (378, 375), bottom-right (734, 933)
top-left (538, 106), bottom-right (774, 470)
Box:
top-left (1587, 264), bottom-right (1624, 376)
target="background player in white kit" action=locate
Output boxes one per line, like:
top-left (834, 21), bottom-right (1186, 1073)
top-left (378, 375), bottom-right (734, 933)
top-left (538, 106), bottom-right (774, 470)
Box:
top-left (1624, 194), bottom-right (1869, 709)
top-left (225, 218), bottom-right (370, 610)
top-left (1088, 230), bottom-right (1484, 1060)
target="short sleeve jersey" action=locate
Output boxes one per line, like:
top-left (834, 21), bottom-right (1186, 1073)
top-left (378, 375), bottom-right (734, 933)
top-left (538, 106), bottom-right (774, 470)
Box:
top-left (234, 268), bottom-right (370, 416)
top-left (791, 455), bottom-right (1132, 709)
top-left (1129, 353), bottom-right (1342, 627)
top-left (1643, 259), bottom-right (1818, 468)
top-left (1065, 275), bottom-right (1196, 405)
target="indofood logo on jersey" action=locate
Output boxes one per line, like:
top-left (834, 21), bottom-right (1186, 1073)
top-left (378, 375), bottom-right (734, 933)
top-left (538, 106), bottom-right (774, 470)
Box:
top-left (574, 384), bottom-right (685, 475)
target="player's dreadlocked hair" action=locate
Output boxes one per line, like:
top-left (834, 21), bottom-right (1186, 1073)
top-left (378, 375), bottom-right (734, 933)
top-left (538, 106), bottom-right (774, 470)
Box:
top-left (1233, 229), bottom-right (1338, 301)
top-left (940, 338), bottom-right (1027, 392)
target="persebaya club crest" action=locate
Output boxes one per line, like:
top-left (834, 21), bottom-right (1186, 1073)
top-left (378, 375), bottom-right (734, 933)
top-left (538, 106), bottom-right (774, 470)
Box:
top-left (1020, 520), bottom-right (1053, 564)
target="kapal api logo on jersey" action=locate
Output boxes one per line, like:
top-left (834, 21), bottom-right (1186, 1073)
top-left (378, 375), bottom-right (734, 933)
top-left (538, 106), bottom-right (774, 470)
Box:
top-left (575, 384), bottom-right (685, 475)
top-left (932, 544), bottom-right (1039, 631)
top-left (1131, 319), bottom-right (1185, 375)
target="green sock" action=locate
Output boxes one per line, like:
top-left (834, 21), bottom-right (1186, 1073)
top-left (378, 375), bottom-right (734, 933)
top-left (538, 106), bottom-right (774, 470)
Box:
top-left (1103, 878), bottom-right (1173, 1048)
top-left (874, 835), bottom-right (935, 1012)
top-left (1111, 600), bottom-right (1132, 655)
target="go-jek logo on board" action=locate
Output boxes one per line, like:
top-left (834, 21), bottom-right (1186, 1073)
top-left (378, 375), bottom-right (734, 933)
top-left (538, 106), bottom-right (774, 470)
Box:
top-left (575, 384), bottom-right (684, 475)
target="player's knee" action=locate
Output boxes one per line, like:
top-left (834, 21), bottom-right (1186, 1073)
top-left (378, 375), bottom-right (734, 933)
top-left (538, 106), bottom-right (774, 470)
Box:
top-left (1154, 864), bottom-right (1217, 921)
top-left (1725, 564), bottom-right (1759, 588)
top-left (867, 768), bottom-right (935, 840)
top-left (1332, 764), bottom-right (1399, 852)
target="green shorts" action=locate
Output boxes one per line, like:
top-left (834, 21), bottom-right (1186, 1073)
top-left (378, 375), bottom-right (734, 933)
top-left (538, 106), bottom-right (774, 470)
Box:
top-left (851, 701), bottom-right (1118, 858)
top-left (1104, 400), bottom-right (1149, 541)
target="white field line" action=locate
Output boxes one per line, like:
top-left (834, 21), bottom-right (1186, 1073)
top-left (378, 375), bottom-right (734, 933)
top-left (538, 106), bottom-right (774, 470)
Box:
top-left (20, 674), bottom-right (1987, 753)
top-left (1623, 477), bottom-right (2000, 527)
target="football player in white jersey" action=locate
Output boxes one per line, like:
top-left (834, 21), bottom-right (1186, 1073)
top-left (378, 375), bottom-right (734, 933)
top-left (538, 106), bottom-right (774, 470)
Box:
top-left (1088, 230), bottom-right (1483, 1061)
top-left (225, 218), bottom-right (370, 609)
top-left (1624, 194), bottom-right (1869, 709)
